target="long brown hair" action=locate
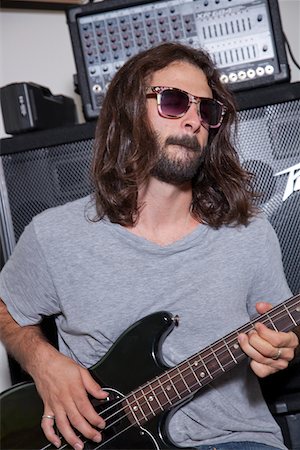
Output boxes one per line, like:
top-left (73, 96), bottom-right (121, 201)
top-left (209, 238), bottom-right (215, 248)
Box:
top-left (91, 42), bottom-right (257, 228)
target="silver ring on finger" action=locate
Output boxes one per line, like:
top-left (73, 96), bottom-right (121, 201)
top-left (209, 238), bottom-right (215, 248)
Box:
top-left (42, 414), bottom-right (55, 420)
top-left (272, 348), bottom-right (282, 360)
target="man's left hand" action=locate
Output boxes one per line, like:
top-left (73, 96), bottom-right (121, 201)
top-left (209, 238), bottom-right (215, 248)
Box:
top-left (238, 302), bottom-right (299, 378)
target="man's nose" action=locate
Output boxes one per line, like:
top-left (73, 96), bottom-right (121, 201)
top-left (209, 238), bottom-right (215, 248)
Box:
top-left (182, 102), bottom-right (202, 133)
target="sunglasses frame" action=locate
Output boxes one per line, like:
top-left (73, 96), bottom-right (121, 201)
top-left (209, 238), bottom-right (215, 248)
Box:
top-left (146, 86), bottom-right (227, 128)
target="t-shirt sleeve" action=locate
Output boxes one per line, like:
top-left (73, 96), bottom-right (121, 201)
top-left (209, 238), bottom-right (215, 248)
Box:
top-left (246, 218), bottom-right (292, 320)
top-left (0, 221), bottom-right (61, 326)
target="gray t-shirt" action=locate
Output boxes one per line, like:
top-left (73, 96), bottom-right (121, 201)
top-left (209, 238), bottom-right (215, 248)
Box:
top-left (0, 195), bottom-right (292, 448)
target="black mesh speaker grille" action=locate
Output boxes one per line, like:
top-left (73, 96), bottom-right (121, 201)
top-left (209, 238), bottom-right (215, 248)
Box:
top-left (0, 97), bottom-right (299, 294)
top-left (236, 99), bottom-right (300, 295)
top-left (1, 139), bottom-right (94, 243)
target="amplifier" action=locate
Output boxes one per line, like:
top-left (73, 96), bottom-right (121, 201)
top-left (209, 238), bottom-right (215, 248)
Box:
top-left (66, 0), bottom-right (290, 120)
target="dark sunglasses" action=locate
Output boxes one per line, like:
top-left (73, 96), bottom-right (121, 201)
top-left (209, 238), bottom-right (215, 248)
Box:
top-left (146, 86), bottom-right (227, 128)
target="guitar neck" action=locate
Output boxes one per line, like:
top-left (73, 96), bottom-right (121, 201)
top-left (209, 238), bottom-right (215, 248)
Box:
top-left (124, 293), bottom-right (300, 425)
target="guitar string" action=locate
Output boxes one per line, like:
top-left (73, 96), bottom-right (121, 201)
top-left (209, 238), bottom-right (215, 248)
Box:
top-left (40, 296), bottom-right (299, 449)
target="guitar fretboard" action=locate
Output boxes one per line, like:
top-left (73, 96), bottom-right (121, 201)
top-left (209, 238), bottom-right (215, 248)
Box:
top-left (123, 293), bottom-right (300, 426)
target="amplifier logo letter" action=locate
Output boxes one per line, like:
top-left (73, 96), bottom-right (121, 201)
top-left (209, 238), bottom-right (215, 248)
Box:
top-left (275, 163), bottom-right (300, 201)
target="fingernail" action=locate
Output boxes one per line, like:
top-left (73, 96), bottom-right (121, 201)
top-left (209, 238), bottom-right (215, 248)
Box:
top-left (74, 443), bottom-right (84, 450)
top-left (98, 421), bottom-right (105, 429)
top-left (93, 433), bottom-right (102, 443)
top-left (54, 442), bottom-right (60, 449)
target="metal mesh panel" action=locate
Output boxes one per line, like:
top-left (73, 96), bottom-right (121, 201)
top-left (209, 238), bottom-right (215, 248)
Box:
top-left (1, 138), bottom-right (94, 243)
top-left (236, 99), bottom-right (300, 295)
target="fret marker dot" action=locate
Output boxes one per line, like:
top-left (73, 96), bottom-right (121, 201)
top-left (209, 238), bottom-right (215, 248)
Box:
top-left (296, 307), bottom-right (300, 312)
top-left (194, 361), bottom-right (199, 367)
top-left (166, 385), bottom-right (171, 391)
top-left (200, 372), bottom-right (205, 378)
top-left (233, 343), bottom-right (239, 349)
top-left (149, 396), bottom-right (154, 402)
top-left (133, 405), bottom-right (138, 411)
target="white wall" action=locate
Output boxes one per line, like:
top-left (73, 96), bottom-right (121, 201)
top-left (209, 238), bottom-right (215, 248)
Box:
top-left (0, 0), bottom-right (300, 392)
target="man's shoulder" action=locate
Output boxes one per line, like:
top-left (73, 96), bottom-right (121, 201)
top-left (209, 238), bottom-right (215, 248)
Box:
top-left (246, 212), bottom-right (275, 236)
top-left (218, 212), bottom-right (277, 247)
top-left (33, 195), bottom-right (94, 226)
top-left (28, 195), bottom-right (100, 243)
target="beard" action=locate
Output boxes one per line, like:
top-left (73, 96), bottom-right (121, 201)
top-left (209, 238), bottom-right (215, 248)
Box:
top-left (151, 134), bottom-right (205, 185)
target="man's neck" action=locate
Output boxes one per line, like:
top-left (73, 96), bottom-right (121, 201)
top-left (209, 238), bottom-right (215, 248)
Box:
top-left (126, 178), bottom-right (200, 246)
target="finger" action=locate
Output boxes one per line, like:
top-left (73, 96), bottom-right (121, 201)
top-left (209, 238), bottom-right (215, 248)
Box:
top-left (249, 359), bottom-right (280, 378)
top-left (53, 409), bottom-right (85, 450)
top-left (254, 323), bottom-right (298, 359)
top-left (41, 413), bottom-right (61, 449)
top-left (238, 332), bottom-right (286, 365)
top-left (74, 388), bottom-right (106, 429)
top-left (248, 327), bottom-right (282, 358)
top-left (80, 368), bottom-right (109, 400)
top-left (255, 302), bottom-right (273, 315)
top-left (55, 406), bottom-right (103, 449)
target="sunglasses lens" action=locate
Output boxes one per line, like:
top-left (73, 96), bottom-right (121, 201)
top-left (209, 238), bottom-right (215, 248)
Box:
top-left (160, 89), bottom-right (189, 117)
top-left (200, 99), bottom-right (222, 127)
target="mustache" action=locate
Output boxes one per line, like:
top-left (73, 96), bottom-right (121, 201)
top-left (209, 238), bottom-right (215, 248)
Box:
top-left (165, 135), bottom-right (202, 152)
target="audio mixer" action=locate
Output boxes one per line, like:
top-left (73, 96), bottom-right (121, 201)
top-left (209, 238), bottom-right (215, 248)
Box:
top-left (67, 0), bottom-right (290, 119)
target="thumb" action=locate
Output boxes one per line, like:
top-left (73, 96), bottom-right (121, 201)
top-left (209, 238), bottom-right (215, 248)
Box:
top-left (255, 301), bottom-right (273, 315)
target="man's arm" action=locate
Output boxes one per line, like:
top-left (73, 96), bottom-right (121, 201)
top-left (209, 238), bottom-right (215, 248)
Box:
top-left (0, 299), bottom-right (107, 450)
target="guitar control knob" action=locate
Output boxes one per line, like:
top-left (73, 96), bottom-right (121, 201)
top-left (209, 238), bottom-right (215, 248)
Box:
top-left (172, 314), bottom-right (180, 326)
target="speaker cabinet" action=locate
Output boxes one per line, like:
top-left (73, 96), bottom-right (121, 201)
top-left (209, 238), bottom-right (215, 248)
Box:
top-left (0, 121), bottom-right (96, 264)
top-left (235, 82), bottom-right (300, 296)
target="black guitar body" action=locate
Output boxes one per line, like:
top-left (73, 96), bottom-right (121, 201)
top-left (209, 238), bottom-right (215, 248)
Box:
top-left (1, 312), bottom-right (187, 450)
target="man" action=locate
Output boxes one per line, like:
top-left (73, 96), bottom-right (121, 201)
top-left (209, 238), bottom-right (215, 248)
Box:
top-left (0, 43), bottom-right (298, 450)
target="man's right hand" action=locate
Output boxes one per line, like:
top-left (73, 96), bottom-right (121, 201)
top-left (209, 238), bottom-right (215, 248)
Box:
top-left (37, 348), bottom-right (108, 449)
top-left (0, 299), bottom-right (108, 450)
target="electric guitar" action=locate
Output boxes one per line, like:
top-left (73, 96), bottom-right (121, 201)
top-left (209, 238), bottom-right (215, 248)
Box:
top-left (1, 293), bottom-right (300, 450)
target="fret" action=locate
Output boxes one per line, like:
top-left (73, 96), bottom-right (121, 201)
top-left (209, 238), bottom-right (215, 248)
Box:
top-left (148, 382), bottom-right (164, 411)
top-left (266, 313), bottom-right (278, 331)
top-left (265, 310), bottom-right (294, 334)
top-left (283, 303), bottom-right (297, 326)
top-left (186, 358), bottom-right (203, 387)
top-left (291, 302), bottom-right (300, 324)
top-left (197, 353), bottom-right (213, 379)
top-left (230, 333), bottom-right (245, 363)
top-left (175, 366), bottom-right (192, 394)
top-left (189, 356), bottom-right (208, 382)
top-left (142, 382), bottom-right (164, 412)
top-left (124, 396), bottom-right (142, 426)
top-left (133, 392), bottom-right (148, 420)
top-left (223, 338), bottom-right (238, 364)
top-left (165, 370), bottom-right (182, 400)
top-left (152, 376), bottom-right (172, 406)
top-left (140, 388), bottom-right (156, 417)
top-left (209, 344), bottom-right (226, 372)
